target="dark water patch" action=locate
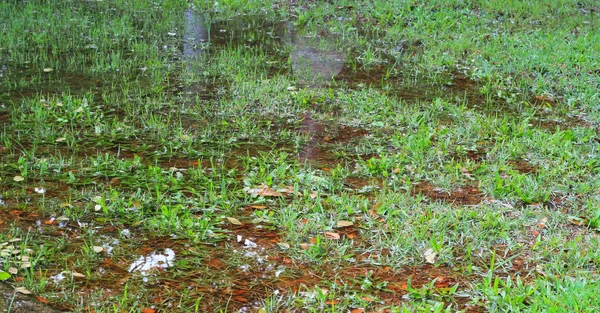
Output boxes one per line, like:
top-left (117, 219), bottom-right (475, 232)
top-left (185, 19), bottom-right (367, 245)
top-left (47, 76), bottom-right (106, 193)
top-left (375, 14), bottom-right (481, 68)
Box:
top-left (412, 181), bottom-right (485, 205)
top-left (0, 66), bottom-right (105, 104)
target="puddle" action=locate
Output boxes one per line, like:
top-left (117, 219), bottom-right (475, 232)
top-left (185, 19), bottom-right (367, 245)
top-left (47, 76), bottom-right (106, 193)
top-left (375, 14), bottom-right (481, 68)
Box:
top-left (128, 248), bottom-right (176, 274)
top-left (0, 67), bottom-right (105, 104)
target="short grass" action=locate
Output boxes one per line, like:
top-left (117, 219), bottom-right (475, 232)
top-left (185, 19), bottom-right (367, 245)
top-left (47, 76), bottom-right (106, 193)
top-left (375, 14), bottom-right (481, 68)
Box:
top-left (1, 0), bottom-right (599, 312)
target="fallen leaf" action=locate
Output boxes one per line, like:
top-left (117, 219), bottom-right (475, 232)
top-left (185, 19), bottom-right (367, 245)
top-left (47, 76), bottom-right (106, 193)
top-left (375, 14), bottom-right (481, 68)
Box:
top-left (55, 137), bottom-right (66, 142)
top-left (36, 296), bottom-right (50, 304)
top-left (424, 248), bottom-right (437, 264)
top-left (71, 272), bottom-right (86, 278)
top-left (13, 176), bottom-right (24, 182)
top-left (346, 232), bottom-right (358, 239)
top-left (277, 242), bottom-right (290, 249)
top-left (8, 267), bottom-right (18, 274)
top-left (245, 185), bottom-right (282, 197)
top-left (0, 270), bottom-right (10, 281)
top-left (336, 220), bottom-right (354, 228)
top-left (249, 204), bottom-right (267, 209)
top-left (361, 296), bottom-right (375, 302)
top-left (43, 68), bottom-right (53, 73)
top-left (277, 186), bottom-right (300, 196)
top-left (93, 246), bottom-right (103, 253)
top-left (226, 217), bottom-right (242, 225)
top-left (325, 232), bottom-right (341, 240)
top-left (141, 308), bottom-right (156, 313)
top-left (15, 287), bottom-right (31, 294)
top-left (300, 243), bottom-right (311, 250)
top-left (350, 309), bottom-right (365, 313)
top-left (232, 296), bottom-right (248, 302)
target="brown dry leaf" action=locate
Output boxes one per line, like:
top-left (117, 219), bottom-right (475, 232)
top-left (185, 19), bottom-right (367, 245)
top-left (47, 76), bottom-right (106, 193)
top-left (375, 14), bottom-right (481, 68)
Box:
top-left (208, 258), bottom-right (225, 269)
top-left (15, 287), bottom-right (31, 294)
top-left (141, 308), bottom-right (156, 313)
top-left (36, 296), bottom-right (50, 304)
top-left (299, 243), bottom-right (311, 250)
top-left (346, 232), bottom-right (358, 239)
top-left (350, 309), bottom-right (365, 313)
top-left (325, 232), bottom-right (341, 240)
top-left (246, 184), bottom-right (282, 197)
top-left (226, 217), bottom-right (242, 225)
top-left (277, 242), bottom-right (291, 249)
top-left (277, 186), bottom-right (300, 196)
top-left (249, 204), bottom-right (267, 209)
top-left (71, 272), bottom-right (86, 278)
top-left (232, 296), bottom-right (248, 302)
top-left (336, 220), bottom-right (354, 228)
top-left (569, 218), bottom-right (587, 226)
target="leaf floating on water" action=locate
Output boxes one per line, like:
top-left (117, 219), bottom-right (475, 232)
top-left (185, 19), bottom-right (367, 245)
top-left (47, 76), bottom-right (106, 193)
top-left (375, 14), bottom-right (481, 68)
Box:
top-left (424, 248), bottom-right (437, 264)
top-left (226, 217), bottom-right (242, 225)
top-left (92, 246), bottom-right (104, 253)
top-left (13, 176), bottom-right (24, 182)
top-left (336, 220), bottom-right (354, 228)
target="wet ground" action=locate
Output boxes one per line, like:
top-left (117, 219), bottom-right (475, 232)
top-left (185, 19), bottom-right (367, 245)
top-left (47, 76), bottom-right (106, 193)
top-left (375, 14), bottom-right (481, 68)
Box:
top-left (2, 7), bottom-right (599, 313)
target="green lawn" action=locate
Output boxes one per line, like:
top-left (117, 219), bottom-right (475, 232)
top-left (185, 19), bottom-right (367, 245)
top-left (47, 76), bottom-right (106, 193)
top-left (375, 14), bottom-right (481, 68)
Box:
top-left (0, 0), bottom-right (599, 312)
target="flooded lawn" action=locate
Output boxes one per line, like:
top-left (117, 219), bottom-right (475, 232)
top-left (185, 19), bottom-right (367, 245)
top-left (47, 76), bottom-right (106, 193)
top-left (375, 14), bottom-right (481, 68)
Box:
top-left (1, 1), bottom-right (600, 312)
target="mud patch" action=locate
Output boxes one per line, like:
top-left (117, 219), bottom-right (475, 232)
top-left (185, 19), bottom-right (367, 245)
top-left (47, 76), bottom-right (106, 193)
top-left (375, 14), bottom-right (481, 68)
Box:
top-left (509, 159), bottom-right (537, 174)
top-left (412, 181), bottom-right (485, 205)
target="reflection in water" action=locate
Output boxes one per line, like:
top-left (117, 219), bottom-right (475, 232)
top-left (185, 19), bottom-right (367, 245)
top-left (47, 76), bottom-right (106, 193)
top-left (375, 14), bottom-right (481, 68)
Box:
top-left (183, 9), bottom-right (208, 62)
top-left (286, 24), bottom-right (346, 84)
top-left (128, 248), bottom-right (176, 274)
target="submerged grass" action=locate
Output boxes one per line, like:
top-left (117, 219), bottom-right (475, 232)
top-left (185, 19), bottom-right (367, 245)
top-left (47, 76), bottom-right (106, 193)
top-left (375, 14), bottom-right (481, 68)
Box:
top-left (1, 0), bottom-right (599, 312)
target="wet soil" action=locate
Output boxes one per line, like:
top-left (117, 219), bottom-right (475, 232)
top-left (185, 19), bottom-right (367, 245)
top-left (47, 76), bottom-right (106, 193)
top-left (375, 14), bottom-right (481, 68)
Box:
top-left (412, 181), bottom-right (486, 205)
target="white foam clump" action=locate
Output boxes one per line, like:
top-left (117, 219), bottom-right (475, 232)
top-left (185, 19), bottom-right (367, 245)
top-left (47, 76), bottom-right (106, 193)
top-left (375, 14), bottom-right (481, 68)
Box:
top-left (128, 248), bottom-right (175, 273)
